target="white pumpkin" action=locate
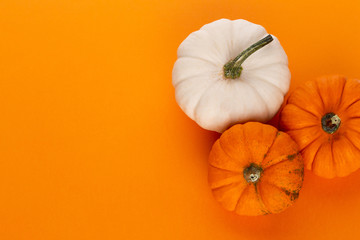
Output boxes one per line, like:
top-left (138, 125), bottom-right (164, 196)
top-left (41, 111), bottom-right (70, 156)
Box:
top-left (172, 18), bottom-right (290, 132)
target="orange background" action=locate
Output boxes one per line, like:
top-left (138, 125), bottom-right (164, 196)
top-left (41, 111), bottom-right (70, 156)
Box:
top-left (1, 0), bottom-right (360, 239)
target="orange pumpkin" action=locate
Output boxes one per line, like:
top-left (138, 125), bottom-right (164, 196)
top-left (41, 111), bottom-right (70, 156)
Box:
top-left (279, 75), bottom-right (360, 178)
top-left (208, 122), bottom-right (304, 216)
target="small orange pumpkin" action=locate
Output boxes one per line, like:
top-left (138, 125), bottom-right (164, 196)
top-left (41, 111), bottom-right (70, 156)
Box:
top-left (279, 75), bottom-right (360, 178)
top-left (208, 122), bottom-right (304, 216)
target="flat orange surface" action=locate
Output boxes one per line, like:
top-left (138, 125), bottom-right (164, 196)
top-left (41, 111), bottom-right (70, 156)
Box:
top-left (1, 0), bottom-right (360, 239)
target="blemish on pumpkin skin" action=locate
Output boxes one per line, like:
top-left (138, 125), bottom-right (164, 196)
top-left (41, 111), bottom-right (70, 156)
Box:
top-left (282, 188), bottom-right (300, 201)
top-left (261, 210), bottom-right (269, 215)
top-left (293, 168), bottom-right (303, 175)
top-left (290, 192), bottom-right (300, 201)
top-left (287, 154), bottom-right (297, 160)
top-left (283, 189), bottom-right (291, 196)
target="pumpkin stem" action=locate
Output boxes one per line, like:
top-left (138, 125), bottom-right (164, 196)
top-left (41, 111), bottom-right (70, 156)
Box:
top-left (243, 163), bottom-right (262, 183)
top-left (321, 113), bottom-right (341, 134)
top-left (224, 34), bottom-right (273, 79)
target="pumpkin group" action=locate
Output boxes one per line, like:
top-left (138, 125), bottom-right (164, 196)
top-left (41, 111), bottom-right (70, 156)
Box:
top-left (208, 122), bottom-right (304, 216)
top-left (280, 75), bottom-right (360, 178)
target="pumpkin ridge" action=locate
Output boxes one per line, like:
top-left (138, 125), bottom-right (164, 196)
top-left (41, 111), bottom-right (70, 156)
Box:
top-left (245, 61), bottom-right (284, 71)
top-left (259, 179), bottom-right (301, 201)
top-left (246, 82), bottom-right (270, 118)
top-left (315, 80), bottom-right (326, 110)
top-left (330, 139), bottom-right (337, 176)
top-left (343, 133), bottom-right (360, 154)
top-left (180, 27), bottom-right (226, 64)
top-left (245, 72), bottom-right (285, 95)
top-left (255, 183), bottom-right (271, 214)
top-left (287, 103), bottom-right (319, 119)
top-left (345, 116), bottom-right (360, 122)
top-left (261, 130), bottom-right (280, 162)
top-left (297, 133), bottom-right (322, 151)
top-left (173, 71), bottom-right (214, 89)
top-left (345, 126), bottom-right (360, 135)
top-left (337, 78), bottom-right (347, 109)
top-left (211, 179), bottom-right (244, 191)
top-left (253, 75), bottom-right (284, 95)
top-left (343, 98), bottom-right (360, 112)
top-left (208, 163), bottom-right (241, 174)
top-left (218, 126), bottom-right (251, 162)
top-left (338, 134), bottom-right (360, 176)
top-left (193, 82), bottom-right (218, 122)
top-left (218, 137), bottom-right (240, 162)
top-left (228, 20), bottom-right (234, 58)
top-left (198, 25), bottom-right (232, 61)
top-left (262, 153), bottom-right (300, 170)
top-left (179, 55), bottom-right (218, 67)
top-left (234, 184), bottom-right (251, 211)
top-left (311, 142), bottom-right (324, 171)
top-left (283, 124), bottom-right (318, 132)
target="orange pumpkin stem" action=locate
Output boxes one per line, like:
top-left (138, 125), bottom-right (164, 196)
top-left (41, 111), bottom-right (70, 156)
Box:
top-left (321, 112), bottom-right (341, 134)
top-left (243, 163), bottom-right (262, 183)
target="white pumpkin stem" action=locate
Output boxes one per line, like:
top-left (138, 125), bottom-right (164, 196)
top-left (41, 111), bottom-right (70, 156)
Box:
top-left (224, 34), bottom-right (273, 79)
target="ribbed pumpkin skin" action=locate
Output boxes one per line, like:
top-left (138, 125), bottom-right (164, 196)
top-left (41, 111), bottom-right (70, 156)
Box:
top-left (208, 122), bottom-right (304, 216)
top-left (279, 75), bottom-right (360, 178)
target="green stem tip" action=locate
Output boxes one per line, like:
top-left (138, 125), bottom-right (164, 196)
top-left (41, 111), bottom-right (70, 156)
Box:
top-left (224, 34), bottom-right (273, 79)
